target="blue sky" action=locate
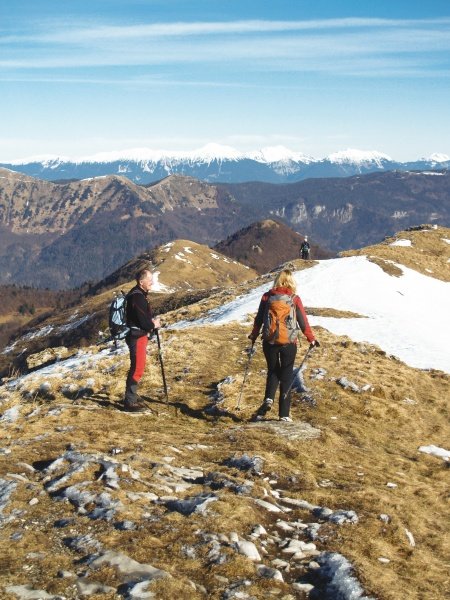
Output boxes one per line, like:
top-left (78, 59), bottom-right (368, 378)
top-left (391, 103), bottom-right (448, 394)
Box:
top-left (1, 0), bottom-right (449, 161)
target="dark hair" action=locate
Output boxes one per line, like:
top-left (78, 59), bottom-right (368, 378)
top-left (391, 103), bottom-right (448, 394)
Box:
top-left (135, 268), bottom-right (151, 283)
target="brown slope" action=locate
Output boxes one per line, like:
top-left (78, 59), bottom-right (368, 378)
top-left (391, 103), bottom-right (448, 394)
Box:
top-left (0, 170), bottom-right (253, 288)
top-left (214, 219), bottom-right (333, 273)
top-left (0, 240), bottom-right (258, 377)
top-left (0, 285), bottom-right (74, 351)
top-left (91, 239), bottom-right (257, 294)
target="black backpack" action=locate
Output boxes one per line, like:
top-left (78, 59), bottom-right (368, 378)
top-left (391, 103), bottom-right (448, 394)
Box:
top-left (108, 291), bottom-right (130, 342)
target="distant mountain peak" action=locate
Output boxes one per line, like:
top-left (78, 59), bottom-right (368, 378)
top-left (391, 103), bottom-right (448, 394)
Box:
top-left (327, 149), bottom-right (393, 165)
top-left (427, 153), bottom-right (450, 163)
top-left (251, 145), bottom-right (317, 164)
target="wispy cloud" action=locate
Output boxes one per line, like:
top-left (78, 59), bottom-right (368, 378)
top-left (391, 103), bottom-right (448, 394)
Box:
top-left (1, 17), bottom-right (449, 79)
top-left (6, 17), bottom-right (450, 43)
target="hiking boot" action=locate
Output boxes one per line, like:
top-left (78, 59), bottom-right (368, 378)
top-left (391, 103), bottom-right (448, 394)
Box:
top-left (257, 398), bottom-right (273, 414)
top-left (123, 401), bottom-right (147, 413)
top-left (279, 416), bottom-right (293, 423)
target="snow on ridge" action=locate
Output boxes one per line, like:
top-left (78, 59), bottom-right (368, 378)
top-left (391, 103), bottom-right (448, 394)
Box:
top-left (248, 145), bottom-right (315, 164)
top-left (2, 146), bottom-right (398, 166)
top-left (327, 149), bottom-right (393, 165)
top-left (172, 256), bottom-right (450, 374)
top-left (426, 153), bottom-right (450, 163)
top-left (7, 154), bottom-right (70, 166)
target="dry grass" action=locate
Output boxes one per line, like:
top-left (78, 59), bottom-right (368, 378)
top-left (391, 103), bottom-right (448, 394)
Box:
top-left (342, 225), bottom-right (450, 281)
top-left (0, 318), bottom-right (448, 599)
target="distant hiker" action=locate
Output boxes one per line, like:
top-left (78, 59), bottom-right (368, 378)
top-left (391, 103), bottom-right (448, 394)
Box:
top-left (248, 269), bottom-right (318, 422)
top-left (124, 268), bottom-right (161, 412)
top-left (300, 237), bottom-right (310, 260)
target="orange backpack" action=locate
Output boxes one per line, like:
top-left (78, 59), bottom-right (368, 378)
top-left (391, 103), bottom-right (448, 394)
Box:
top-left (262, 293), bottom-right (299, 345)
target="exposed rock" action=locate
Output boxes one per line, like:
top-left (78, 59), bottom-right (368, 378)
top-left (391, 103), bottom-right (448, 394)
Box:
top-left (0, 405), bottom-right (20, 423)
top-left (164, 492), bottom-right (218, 516)
top-left (90, 549), bottom-right (171, 581)
top-left (256, 564), bottom-right (284, 581)
top-left (5, 586), bottom-right (63, 600)
top-left (243, 421), bottom-right (321, 441)
top-left (253, 498), bottom-right (283, 513)
top-left (235, 540), bottom-right (261, 561)
top-left (76, 578), bottom-right (116, 596)
top-left (26, 347), bottom-right (69, 370)
top-left (336, 377), bottom-right (361, 393)
top-left (223, 454), bottom-right (264, 474)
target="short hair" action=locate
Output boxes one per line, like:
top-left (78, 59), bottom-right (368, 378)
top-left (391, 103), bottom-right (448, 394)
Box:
top-left (273, 269), bottom-right (296, 294)
top-left (136, 267), bottom-right (152, 284)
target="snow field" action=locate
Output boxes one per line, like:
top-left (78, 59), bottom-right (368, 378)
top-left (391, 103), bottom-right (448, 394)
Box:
top-left (173, 256), bottom-right (450, 374)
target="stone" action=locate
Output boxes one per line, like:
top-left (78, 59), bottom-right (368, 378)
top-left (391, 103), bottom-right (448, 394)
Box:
top-left (271, 559), bottom-right (289, 570)
top-left (114, 520), bottom-right (136, 531)
top-left (378, 557), bottom-right (390, 564)
top-left (76, 578), bottom-right (116, 596)
top-left (124, 580), bottom-right (156, 599)
top-left (328, 510), bottom-right (359, 525)
top-left (235, 540), bottom-right (261, 561)
top-left (336, 377), bottom-right (360, 393)
top-left (90, 550), bottom-right (170, 581)
top-left (26, 347), bottom-right (69, 370)
top-left (279, 496), bottom-right (319, 511)
top-left (256, 564), bottom-right (284, 582)
top-left (292, 582), bottom-right (314, 593)
top-left (57, 570), bottom-right (75, 578)
top-left (224, 454), bottom-right (264, 474)
top-left (405, 528), bottom-right (415, 547)
top-left (0, 406), bottom-right (20, 423)
top-left (276, 520), bottom-right (295, 532)
top-left (251, 524), bottom-right (267, 537)
top-left (253, 499), bottom-right (283, 513)
top-left (165, 493), bottom-right (218, 516)
top-left (243, 421), bottom-right (321, 441)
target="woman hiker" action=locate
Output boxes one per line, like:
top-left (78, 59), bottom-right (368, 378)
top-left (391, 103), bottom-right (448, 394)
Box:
top-left (248, 269), bottom-right (319, 422)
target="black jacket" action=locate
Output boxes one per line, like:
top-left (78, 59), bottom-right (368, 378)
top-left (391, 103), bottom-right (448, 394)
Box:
top-left (126, 285), bottom-right (154, 335)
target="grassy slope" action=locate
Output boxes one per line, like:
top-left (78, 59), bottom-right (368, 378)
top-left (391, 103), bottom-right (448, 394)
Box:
top-left (0, 226), bottom-right (449, 599)
top-left (0, 322), bottom-right (448, 599)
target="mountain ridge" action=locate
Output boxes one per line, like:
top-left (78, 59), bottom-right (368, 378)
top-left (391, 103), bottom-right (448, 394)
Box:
top-left (1, 168), bottom-right (449, 288)
top-left (1, 145), bottom-right (449, 184)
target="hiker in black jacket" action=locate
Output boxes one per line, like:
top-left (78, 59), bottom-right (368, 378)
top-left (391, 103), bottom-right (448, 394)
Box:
top-left (124, 268), bottom-right (160, 412)
top-left (300, 237), bottom-right (310, 260)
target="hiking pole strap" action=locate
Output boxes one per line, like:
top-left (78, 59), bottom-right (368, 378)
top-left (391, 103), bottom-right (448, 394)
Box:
top-left (156, 329), bottom-right (169, 403)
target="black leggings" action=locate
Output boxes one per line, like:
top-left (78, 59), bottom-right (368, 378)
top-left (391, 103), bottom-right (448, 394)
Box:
top-left (263, 341), bottom-right (297, 417)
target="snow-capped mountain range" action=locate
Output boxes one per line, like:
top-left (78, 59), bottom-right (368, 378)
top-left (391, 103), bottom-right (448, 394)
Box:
top-left (1, 145), bottom-right (448, 184)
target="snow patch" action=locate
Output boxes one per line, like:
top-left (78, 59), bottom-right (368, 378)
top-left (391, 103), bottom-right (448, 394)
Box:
top-left (390, 239), bottom-right (412, 247)
top-left (172, 256), bottom-right (450, 373)
top-left (418, 445), bottom-right (449, 461)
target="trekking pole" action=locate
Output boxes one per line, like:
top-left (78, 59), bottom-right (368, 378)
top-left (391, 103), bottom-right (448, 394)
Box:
top-left (155, 329), bottom-right (169, 404)
top-left (282, 343), bottom-right (316, 402)
top-left (235, 342), bottom-right (256, 411)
